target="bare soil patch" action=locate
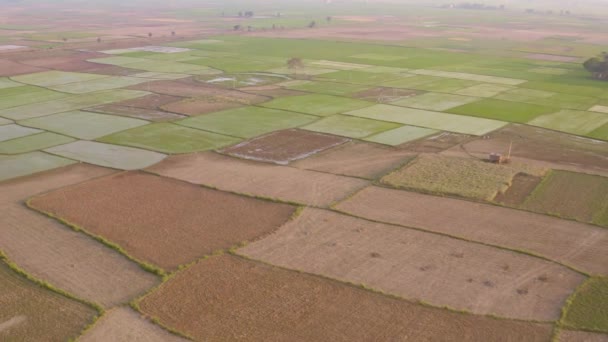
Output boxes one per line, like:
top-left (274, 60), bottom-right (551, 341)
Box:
top-left (147, 152), bottom-right (369, 207)
top-left (221, 129), bottom-right (349, 165)
top-left (139, 254), bottom-right (552, 341)
top-left (352, 87), bottom-right (421, 102)
top-left (292, 141), bottom-right (415, 179)
top-left (454, 124), bottom-right (608, 174)
top-left (0, 59), bottom-right (45, 76)
top-left (160, 97), bottom-right (245, 116)
top-left (241, 208), bottom-right (584, 320)
top-left (558, 330), bottom-right (608, 342)
top-left (0, 261), bottom-right (97, 341)
top-left (89, 104), bottom-right (187, 122)
top-left (0, 164), bottom-right (159, 307)
top-left (402, 132), bottom-right (473, 152)
top-left (79, 307), bottom-right (187, 342)
top-left (112, 94), bottom-right (183, 110)
top-left (336, 186), bottom-right (608, 275)
top-left (494, 173), bottom-right (542, 206)
top-left (28, 171), bottom-right (295, 270)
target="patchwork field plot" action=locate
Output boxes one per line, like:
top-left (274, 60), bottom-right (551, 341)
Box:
top-left (0, 151), bottom-right (75, 182)
top-left (79, 307), bottom-right (188, 342)
top-left (0, 259), bottom-right (97, 341)
top-left (345, 104), bottom-right (507, 135)
top-left (317, 70), bottom-right (405, 85)
top-left (494, 88), bottom-right (555, 102)
top-left (522, 171), bottom-right (608, 227)
top-left (448, 99), bottom-right (557, 123)
top-left (391, 92), bottom-right (478, 111)
top-left (380, 75), bottom-right (441, 89)
top-left (261, 94), bottom-right (372, 116)
top-left (45, 141), bottom-right (166, 170)
top-left (292, 141), bottom-right (415, 179)
top-left (20, 110), bottom-right (148, 139)
top-left (528, 110), bottom-right (608, 138)
top-left (178, 106), bottom-right (317, 138)
top-left (0, 132), bottom-right (74, 154)
top-left (409, 69), bottom-right (526, 85)
top-left (28, 172), bottom-right (295, 270)
top-left (11, 70), bottom-right (108, 87)
top-left (494, 173), bottom-right (543, 206)
top-left (406, 77), bottom-right (479, 93)
top-left (0, 87), bottom-right (68, 110)
top-left (1, 164), bottom-right (159, 307)
top-left (302, 114), bottom-right (400, 138)
top-left (557, 330), bottom-right (608, 342)
top-left (49, 76), bottom-right (149, 94)
top-left (363, 125), bottom-right (438, 146)
top-left (220, 129), bottom-right (348, 164)
top-left (336, 186), bottom-right (608, 275)
top-left (99, 123), bottom-right (240, 154)
top-left (138, 255), bottom-right (552, 341)
top-left (589, 123), bottom-right (608, 141)
top-left (90, 104), bottom-right (186, 122)
top-left (0, 77), bottom-right (22, 89)
top-left (309, 60), bottom-right (370, 70)
top-left (266, 65), bottom-right (337, 76)
top-left (128, 79), bottom-right (227, 97)
top-left (590, 105), bottom-right (608, 114)
top-left (196, 73), bottom-right (286, 88)
top-left (381, 154), bottom-right (546, 200)
top-left (147, 152), bottom-right (369, 206)
top-left (351, 87), bottom-right (420, 102)
top-left (561, 277), bottom-right (608, 333)
top-left (240, 208), bottom-right (584, 320)
top-left (160, 97), bottom-right (246, 116)
top-left (286, 80), bottom-right (369, 96)
top-left (454, 83), bottom-right (514, 97)
top-left (0, 124), bottom-right (41, 142)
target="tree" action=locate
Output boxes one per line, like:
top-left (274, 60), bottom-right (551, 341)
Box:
top-left (308, 20), bottom-right (316, 28)
top-left (148, 32), bottom-right (152, 38)
top-left (583, 52), bottom-right (608, 80)
top-left (233, 24), bottom-right (241, 31)
top-left (171, 31), bottom-right (176, 36)
top-left (326, 16), bottom-right (332, 23)
top-left (97, 37), bottom-right (101, 43)
top-left (287, 57), bottom-right (304, 76)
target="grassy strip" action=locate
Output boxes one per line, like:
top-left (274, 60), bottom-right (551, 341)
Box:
top-left (559, 277), bottom-right (608, 333)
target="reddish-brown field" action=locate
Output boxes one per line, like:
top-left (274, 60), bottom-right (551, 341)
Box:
top-left (1, 164), bottom-right (159, 307)
top-left (0, 59), bottom-right (46, 76)
top-left (292, 141), bottom-right (415, 179)
top-left (240, 208), bottom-right (585, 320)
top-left (139, 254), bottom-right (553, 341)
top-left (493, 173), bottom-right (543, 206)
top-left (160, 97), bottom-right (245, 116)
top-left (147, 152), bottom-right (369, 206)
top-left (28, 171), bottom-right (295, 270)
top-left (336, 186), bottom-right (608, 275)
top-left (221, 129), bottom-right (349, 165)
top-left (113, 94), bottom-right (183, 110)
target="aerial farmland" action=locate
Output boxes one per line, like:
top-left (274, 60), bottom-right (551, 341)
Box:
top-left (0, 0), bottom-right (607, 341)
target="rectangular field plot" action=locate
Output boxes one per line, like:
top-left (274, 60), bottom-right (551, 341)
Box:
top-left (391, 92), bottom-right (478, 111)
top-left (147, 152), bottom-right (369, 207)
top-left (528, 110), bottom-right (608, 136)
top-left (317, 70), bottom-right (406, 85)
top-left (380, 75), bottom-right (441, 89)
top-left (335, 186), bottom-right (608, 275)
top-left (410, 69), bottom-right (526, 85)
top-left (0, 77), bottom-right (21, 89)
top-left (11, 70), bottom-right (109, 87)
top-left (49, 76), bottom-right (149, 94)
top-left (302, 115), bottom-right (400, 139)
top-left (0, 132), bottom-right (74, 154)
top-left (350, 53), bottom-right (407, 61)
top-left (455, 83), bottom-right (514, 97)
top-left (382, 154), bottom-right (546, 200)
top-left (240, 208), bottom-right (584, 321)
top-left (309, 60), bottom-right (371, 70)
top-left (494, 88), bottom-right (555, 102)
top-left (260, 94), bottom-right (372, 117)
top-left (532, 93), bottom-right (600, 110)
top-left (266, 66), bottom-right (337, 76)
top-left (177, 106), bottom-right (317, 138)
top-left (0, 259), bottom-right (97, 341)
top-left (28, 172), bottom-right (294, 270)
top-left (562, 277), bottom-right (608, 333)
top-left (408, 78), bottom-right (479, 93)
top-left (20, 111), bottom-right (148, 140)
top-left (364, 125), bottom-right (438, 146)
top-left (589, 105), bottom-right (608, 114)
top-left (286, 81), bottom-right (369, 96)
top-left (589, 123), bottom-right (608, 141)
top-left (98, 123), bottom-right (240, 153)
top-left (45, 141), bottom-right (166, 170)
top-left (448, 99), bottom-right (557, 123)
top-left (0, 87), bottom-right (68, 110)
top-left (344, 104), bottom-right (507, 135)
top-left (88, 56), bottom-right (150, 66)
top-left (522, 171), bottom-right (608, 227)
top-left (138, 255), bottom-right (552, 341)
top-left (0, 124), bottom-right (42, 142)
top-left (0, 151), bottom-right (75, 182)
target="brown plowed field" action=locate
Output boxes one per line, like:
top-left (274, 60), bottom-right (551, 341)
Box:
top-left (0, 261), bottom-right (97, 342)
top-left (292, 141), bottom-right (415, 179)
top-left (335, 186), bottom-right (608, 275)
top-left (28, 171), bottom-right (295, 270)
top-left (0, 59), bottom-right (46, 76)
top-left (160, 97), bottom-right (245, 116)
top-left (1, 164), bottom-right (159, 307)
top-left (558, 330), bottom-right (608, 342)
top-left (79, 307), bottom-right (188, 342)
top-left (139, 254), bottom-right (553, 341)
top-left (147, 152), bottom-right (369, 207)
top-left (240, 208), bottom-right (585, 321)
top-left (113, 94), bottom-right (183, 110)
top-left (494, 173), bottom-right (542, 206)
top-left (221, 129), bottom-right (349, 165)
top-left (454, 124), bottom-right (608, 173)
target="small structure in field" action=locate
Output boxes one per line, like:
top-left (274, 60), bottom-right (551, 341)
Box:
top-left (489, 141), bottom-right (512, 164)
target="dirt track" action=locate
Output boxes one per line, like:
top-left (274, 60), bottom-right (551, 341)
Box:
top-left (240, 208), bottom-right (584, 320)
top-left (139, 255), bottom-right (553, 341)
top-left (336, 186), bottom-right (608, 275)
top-left (28, 171), bottom-right (295, 270)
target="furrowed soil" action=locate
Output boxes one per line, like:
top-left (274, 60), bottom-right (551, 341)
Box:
top-left (112, 94), bottom-right (183, 110)
top-left (292, 141), bottom-right (415, 179)
top-left (0, 261), bottom-right (97, 342)
top-left (494, 173), bottom-right (543, 206)
top-left (139, 254), bottom-right (553, 341)
top-left (28, 171), bottom-right (295, 270)
top-left (160, 97), bottom-right (245, 116)
top-left (558, 330), bottom-right (608, 342)
top-left (0, 59), bottom-right (46, 76)
top-left (1, 164), bottom-right (159, 307)
top-left (240, 208), bottom-right (585, 321)
top-left (336, 186), bottom-right (608, 275)
top-left (220, 129), bottom-right (349, 165)
top-left (79, 307), bottom-right (188, 342)
top-left (401, 132), bottom-right (473, 152)
top-left (147, 152), bottom-right (369, 207)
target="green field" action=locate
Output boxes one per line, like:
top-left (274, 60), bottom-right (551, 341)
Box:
top-left (448, 99), bottom-right (558, 123)
top-left (49, 77), bottom-right (149, 94)
top-left (562, 277), bottom-right (608, 333)
top-left (528, 110), bottom-right (608, 136)
top-left (392, 92), bottom-right (478, 111)
top-left (317, 70), bottom-right (406, 85)
top-left (0, 151), bottom-right (75, 181)
top-left (286, 81), bottom-right (370, 96)
top-left (302, 114), bottom-right (400, 138)
top-left (12, 71), bottom-right (109, 87)
top-left (0, 132), bottom-right (75, 154)
top-left (364, 125), bottom-right (438, 146)
top-left (260, 94), bottom-right (372, 116)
